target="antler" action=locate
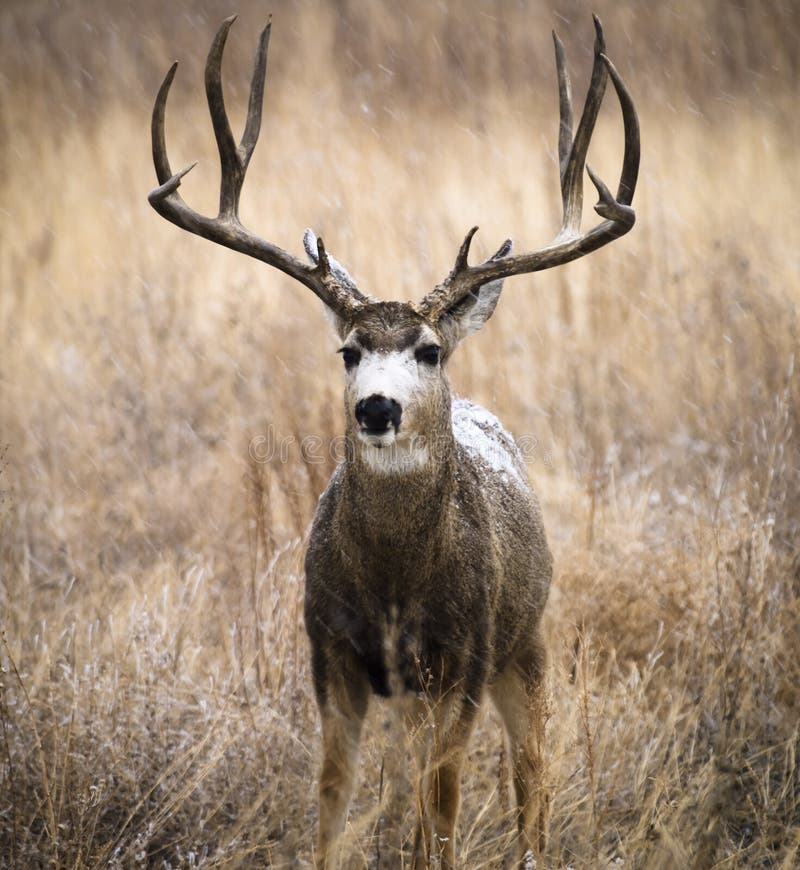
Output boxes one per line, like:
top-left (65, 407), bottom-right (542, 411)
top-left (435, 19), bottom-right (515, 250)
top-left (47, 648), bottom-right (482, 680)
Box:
top-left (418, 15), bottom-right (640, 322)
top-left (148, 16), bottom-right (372, 318)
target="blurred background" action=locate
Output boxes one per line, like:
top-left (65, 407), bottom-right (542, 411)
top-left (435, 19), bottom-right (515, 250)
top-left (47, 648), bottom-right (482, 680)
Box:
top-left (1, 1), bottom-right (798, 866)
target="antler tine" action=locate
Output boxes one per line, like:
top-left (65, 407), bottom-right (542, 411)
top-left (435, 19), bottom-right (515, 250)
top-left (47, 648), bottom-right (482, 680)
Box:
top-left (558, 14), bottom-right (608, 238)
top-left (552, 32), bottom-right (573, 177)
top-left (205, 16), bottom-right (244, 219)
top-left (205, 15), bottom-right (271, 218)
top-left (582, 51), bottom-right (639, 227)
top-left (418, 16), bottom-right (639, 322)
top-left (241, 17), bottom-right (271, 164)
top-left (455, 226), bottom-right (480, 272)
top-left (149, 61), bottom-right (200, 208)
top-left (152, 62), bottom-right (179, 185)
top-left (603, 53), bottom-right (640, 207)
top-left (147, 17), bottom-right (366, 320)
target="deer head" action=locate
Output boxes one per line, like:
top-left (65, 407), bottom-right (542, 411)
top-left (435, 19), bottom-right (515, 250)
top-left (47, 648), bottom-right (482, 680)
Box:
top-left (148, 15), bottom-right (639, 475)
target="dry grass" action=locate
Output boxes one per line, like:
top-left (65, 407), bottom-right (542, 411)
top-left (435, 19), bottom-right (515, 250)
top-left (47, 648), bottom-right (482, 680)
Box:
top-left (1, 0), bottom-right (799, 867)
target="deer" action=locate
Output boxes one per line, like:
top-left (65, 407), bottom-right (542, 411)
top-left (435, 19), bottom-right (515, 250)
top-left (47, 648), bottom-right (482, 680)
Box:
top-left (148, 12), bottom-right (639, 869)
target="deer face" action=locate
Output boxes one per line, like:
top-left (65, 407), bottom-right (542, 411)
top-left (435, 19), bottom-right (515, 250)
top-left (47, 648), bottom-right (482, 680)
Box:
top-left (331, 281), bottom-right (515, 473)
top-left (336, 303), bottom-right (452, 473)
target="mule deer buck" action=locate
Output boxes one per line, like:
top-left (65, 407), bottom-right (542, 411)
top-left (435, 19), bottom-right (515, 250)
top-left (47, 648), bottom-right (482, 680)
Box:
top-left (148, 12), bottom-right (638, 868)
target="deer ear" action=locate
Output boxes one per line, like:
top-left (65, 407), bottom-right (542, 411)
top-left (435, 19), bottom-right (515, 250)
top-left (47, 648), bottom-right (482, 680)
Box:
top-left (437, 239), bottom-right (512, 345)
top-left (303, 228), bottom-right (351, 340)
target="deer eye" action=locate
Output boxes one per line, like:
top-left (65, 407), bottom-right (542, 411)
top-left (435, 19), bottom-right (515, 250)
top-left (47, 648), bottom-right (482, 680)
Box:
top-left (339, 347), bottom-right (361, 370)
top-left (416, 344), bottom-right (441, 366)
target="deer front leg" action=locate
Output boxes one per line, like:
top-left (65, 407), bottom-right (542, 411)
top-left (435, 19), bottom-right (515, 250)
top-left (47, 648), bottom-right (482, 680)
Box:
top-left (313, 659), bottom-right (369, 869)
top-left (490, 640), bottom-right (549, 867)
top-left (413, 752), bottom-right (464, 869)
top-left (410, 696), bottom-right (477, 870)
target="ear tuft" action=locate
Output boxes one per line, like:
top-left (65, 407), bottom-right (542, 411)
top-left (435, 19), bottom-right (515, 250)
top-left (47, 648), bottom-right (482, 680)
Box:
top-left (303, 228), bottom-right (351, 341)
top-left (492, 238), bottom-right (513, 260)
top-left (302, 228), bottom-right (318, 263)
top-left (302, 228), bottom-right (360, 292)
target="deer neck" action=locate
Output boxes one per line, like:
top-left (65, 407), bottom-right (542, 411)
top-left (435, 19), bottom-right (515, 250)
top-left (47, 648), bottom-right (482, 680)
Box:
top-left (340, 429), bottom-right (457, 556)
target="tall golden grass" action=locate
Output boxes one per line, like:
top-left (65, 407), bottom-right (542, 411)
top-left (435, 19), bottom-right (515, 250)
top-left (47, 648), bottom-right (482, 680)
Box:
top-left (1, 0), bottom-right (798, 866)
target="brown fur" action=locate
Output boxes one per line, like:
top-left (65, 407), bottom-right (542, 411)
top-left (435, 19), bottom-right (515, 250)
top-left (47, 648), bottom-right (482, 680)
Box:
top-left (305, 303), bottom-right (552, 868)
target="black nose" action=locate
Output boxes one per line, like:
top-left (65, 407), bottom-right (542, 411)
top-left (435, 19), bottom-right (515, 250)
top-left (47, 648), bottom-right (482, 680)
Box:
top-left (355, 395), bottom-right (402, 433)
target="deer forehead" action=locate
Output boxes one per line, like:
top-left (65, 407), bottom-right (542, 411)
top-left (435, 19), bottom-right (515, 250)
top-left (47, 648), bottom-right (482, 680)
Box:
top-left (344, 300), bottom-right (438, 349)
top-left (344, 321), bottom-right (439, 354)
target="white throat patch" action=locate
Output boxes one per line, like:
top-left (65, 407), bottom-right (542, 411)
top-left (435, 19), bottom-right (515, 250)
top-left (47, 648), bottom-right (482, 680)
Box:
top-left (359, 439), bottom-right (431, 475)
